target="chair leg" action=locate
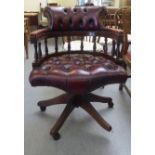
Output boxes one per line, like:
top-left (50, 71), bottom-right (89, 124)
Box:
top-left (24, 33), bottom-right (29, 59)
top-left (38, 93), bottom-right (72, 111)
top-left (50, 102), bottom-right (75, 140)
top-left (119, 83), bottom-right (124, 91)
top-left (80, 101), bottom-right (112, 131)
top-left (86, 93), bottom-right (113, 108)
top-left (119, 83), bottom-right (131, 97)
top-left (123, 84), bottom-right (131, 97)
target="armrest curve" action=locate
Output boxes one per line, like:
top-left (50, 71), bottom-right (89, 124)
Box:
top-left (30, 28), bottom-right (51, 43)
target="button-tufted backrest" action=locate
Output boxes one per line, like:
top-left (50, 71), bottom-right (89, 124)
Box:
top-left (30, 6), bottom-right (125, 67)
top-left (43, 6), bottom-right (107, 31)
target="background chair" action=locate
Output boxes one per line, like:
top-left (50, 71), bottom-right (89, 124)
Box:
top-left (115, 7), bottom-right (131, 50)
top-left (29, 6), bottom-right (128, 140)
top-left (24, 17), bottom-right (30, 59)
top-left (115, 7), bottom-right (131, 97)
top-left (96, 8), bottom-right (118, 54)
top-left (24, 11), bottom-right (39, 30)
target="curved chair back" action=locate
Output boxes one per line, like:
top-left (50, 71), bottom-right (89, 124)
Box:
top-left (30, 6), bottom-right (125, 68)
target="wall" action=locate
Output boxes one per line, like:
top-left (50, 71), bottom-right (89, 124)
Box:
top-left (24, 0), bottom-right (77, 11)
top-left (24, 0), bottom-right (130, 11)
top-left (114, 0), bottom-right (119, 8)
top-left (115, 0), bottom-right (131, 8)
top-left (51, 0), bottom-right (77, 7)
top-left (24, 0), bottom-right (40, 11)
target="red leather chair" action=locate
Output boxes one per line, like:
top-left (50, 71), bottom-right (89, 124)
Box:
top-left (29, 6), bottom-right (128, 140)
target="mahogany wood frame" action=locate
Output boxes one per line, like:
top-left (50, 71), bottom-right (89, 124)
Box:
top-left (30, 27), bottom-right (126, 140)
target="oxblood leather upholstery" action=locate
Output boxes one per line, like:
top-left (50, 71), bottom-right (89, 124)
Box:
top-left (29, 6), bottom-right (127, 94)
top-left (30, 52), bottom-right (127, 94)
top-left (29, 6), bottom-right (128, 139)
top-left (43, 6), bottom-right (107, 30)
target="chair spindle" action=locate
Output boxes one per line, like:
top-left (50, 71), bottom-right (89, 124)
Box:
top-left (44, 38), bottom-right (48, 56)
top-left (67, 36), bottom-right (71, 52)
top-left (81, 36), bottom-right (84, 51)
top-left (97, 36), bottom-right (100, 43)
top-left (112, 40), bottom-right (116, 56)
top-left (38, 42), bottom-right (42, 59)
top-left (93, 36), bottom-right (96, 52)
top-left (104, 37), bottom-right (107, 54)
top-left (116, 41), bottom-right (120, 58)
top-left (34, 42), bottom-right (38, 62)
top-left (55, 37), bottom-right (58, 53)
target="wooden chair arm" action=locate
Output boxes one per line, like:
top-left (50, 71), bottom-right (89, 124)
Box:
top-left (30, 28), bottom-right (51, 43)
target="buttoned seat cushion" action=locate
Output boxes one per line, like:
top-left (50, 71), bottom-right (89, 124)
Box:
top-left (29, 52), bottom-right (127, 94)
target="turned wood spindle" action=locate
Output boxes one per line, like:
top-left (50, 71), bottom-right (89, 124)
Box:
top-left (112, 40), bottom-right (116, 56)
top-left (93, 36), bottom-right (96, 52)
top-left (55, 37), bottom-right (58, 53)
top-left (120, 42), bottom-right (125, 58)
top-left (80, 36), bottom-right (84, 51)
top-left (38, 42), bottom-right (42, 59)
top-left (44, 38), bottom-right (48, 56)
top-left (104, 37), bottom-right (107, 54)
top-left (97, 36), bottom-right (100, 43)
top-left (34, 42), bottom-right (38, 62)
top-left (67, 36), bottom-right (71, 52)
top-left (116, 41), bottom-right (120, 58)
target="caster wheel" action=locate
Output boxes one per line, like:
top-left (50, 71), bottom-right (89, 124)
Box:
top-left (119, 84), bottom-right (123, 91)
top-left (107, 125), bottom-right (112, 131)
top-left (51, 132), bottom-right (61, 140)
top-left (108, 101), bottom-right (114, 108)
top-left (40, 106), bottom-right (46, 112)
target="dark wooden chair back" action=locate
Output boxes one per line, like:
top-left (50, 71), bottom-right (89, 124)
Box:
top-left (105, 8), bottom-right (118, 28)
top-left (115, 8), bottom-right (131, 34)
top-left (115, 8), bottom-right (131, 97)
top-left (115, 7), bottom-right (131, 55)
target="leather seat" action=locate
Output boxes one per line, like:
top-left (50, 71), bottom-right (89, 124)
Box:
top-left (30, 53), bottom-right (127, 94)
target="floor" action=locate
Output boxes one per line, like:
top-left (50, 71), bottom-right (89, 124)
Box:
top-left (24, 41), bottom-right (131, 155)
